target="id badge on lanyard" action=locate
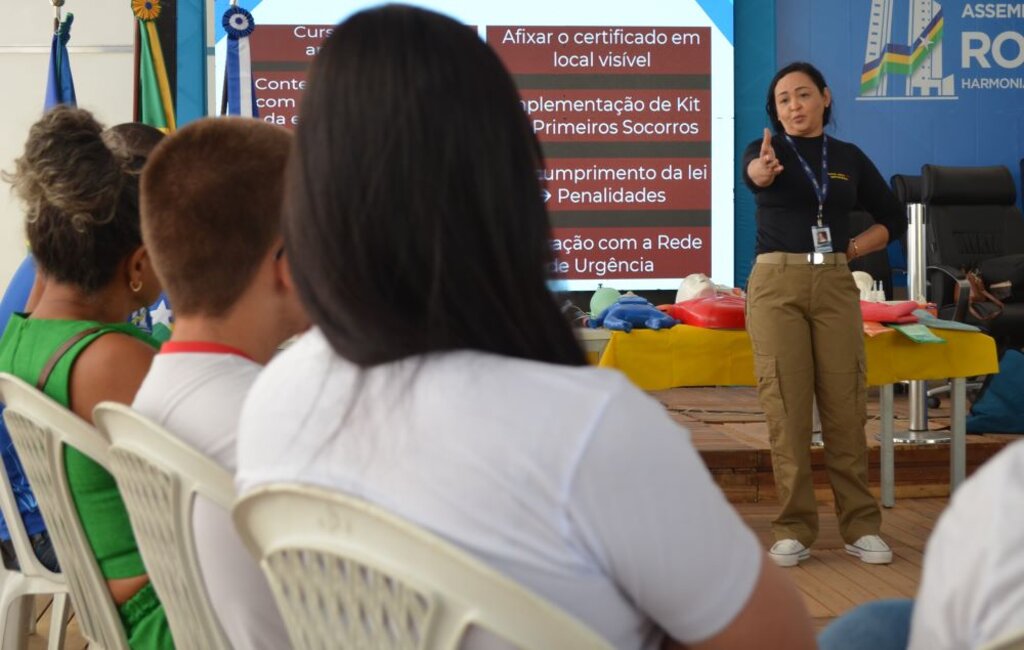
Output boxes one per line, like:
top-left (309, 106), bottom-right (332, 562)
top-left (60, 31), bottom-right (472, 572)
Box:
top-left (784, 134), bottom-right (832, 253)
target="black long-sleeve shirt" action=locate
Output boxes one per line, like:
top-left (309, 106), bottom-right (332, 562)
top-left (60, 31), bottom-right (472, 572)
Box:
top-left (742, 133), bottom-right (906, 255)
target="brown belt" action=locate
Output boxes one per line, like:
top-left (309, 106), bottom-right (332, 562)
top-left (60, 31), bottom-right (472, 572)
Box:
top-left (756, 252), bottom-right (848, 266)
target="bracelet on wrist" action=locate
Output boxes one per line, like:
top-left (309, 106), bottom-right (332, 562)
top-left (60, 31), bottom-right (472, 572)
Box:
top-left (850, 237), bottom-right (860, 259)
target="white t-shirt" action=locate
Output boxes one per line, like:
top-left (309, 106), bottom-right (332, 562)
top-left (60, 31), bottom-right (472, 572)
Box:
top-left (909, 439), bottom-right (1024, 650)
top-left (133, 346), bottom-right (289, 650)
top-left (236, 328), bottom-right (762, 649)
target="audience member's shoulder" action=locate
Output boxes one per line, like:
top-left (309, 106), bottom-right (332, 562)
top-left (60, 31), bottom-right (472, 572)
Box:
top-left (69, 330), bottom-right (158, 419)
top-left (962, 439), bottom-right (1024, 496)
top-left (76, 329), bottom-right (157, 369)
top-left (937, 439), bottom-right (1024, 538)
top-left (244, 327), bottom-right (335, 404)
top-left (465, 349), bottom-right (636, 396)
top-left (264, 327), bottom-right (331, 371)
top-left (250, 329), bottom-right (645, 418)
top-left (458, 353), bottom-right (662, 430)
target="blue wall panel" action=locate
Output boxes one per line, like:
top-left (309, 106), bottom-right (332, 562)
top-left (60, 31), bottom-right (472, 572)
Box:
top-left (177, 0), bottom-right (206, 125)
top-left (734, 1), bottom-right (776, 287)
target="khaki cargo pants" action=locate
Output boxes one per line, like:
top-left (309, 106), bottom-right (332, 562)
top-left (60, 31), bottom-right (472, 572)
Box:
top-left (746, 252), bottom-right (881, 546)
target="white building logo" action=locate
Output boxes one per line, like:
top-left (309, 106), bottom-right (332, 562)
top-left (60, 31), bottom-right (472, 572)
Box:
top-left (859, 0), bottom-right (956, 100)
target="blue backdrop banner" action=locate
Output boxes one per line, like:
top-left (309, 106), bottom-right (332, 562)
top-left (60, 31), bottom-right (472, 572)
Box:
top-left (776, 0), bottom-right (1024, 207)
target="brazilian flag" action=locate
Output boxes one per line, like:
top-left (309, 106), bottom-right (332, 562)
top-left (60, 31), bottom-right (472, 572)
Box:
top-left (132, 0), bottom-right (176, 132)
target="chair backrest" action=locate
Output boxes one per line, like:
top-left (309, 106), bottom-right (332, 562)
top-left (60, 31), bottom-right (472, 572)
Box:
top-left (922, 164), bottom-right (1024, 271)
top-left (0, 414), bottom-right (64, 585)
top-left (980, 627), bottom-right (1024, 650)
top-left (0, 411), bottom-right (70, 650)
top-left (0, 373), bottom-right (129, 650)
top-left (889, 174), bottom-right (920, 283)
top-left (93, 402), bottom-right (234, 650)
top-left (921, 165), bottom-right (1024, 325)
top-left (234, 483), bottom-right (613, 650)
top-left (891, 173), bottom-right (923, 205)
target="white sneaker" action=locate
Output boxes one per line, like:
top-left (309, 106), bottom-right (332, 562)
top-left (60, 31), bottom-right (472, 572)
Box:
top-left (769, 539), bottom-right (810, 567)
top-left (845, 534), bottom-right (893, 564)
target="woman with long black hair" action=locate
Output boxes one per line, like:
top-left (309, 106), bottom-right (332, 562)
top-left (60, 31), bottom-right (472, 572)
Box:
top-left (236, 6), bottom-right (814, 648)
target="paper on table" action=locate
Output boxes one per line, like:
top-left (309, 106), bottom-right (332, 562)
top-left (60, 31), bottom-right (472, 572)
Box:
top-left (912, 309), bottom-right (981, 332)
top-left (863, 321), bottom-right (895, 337)
top-left (889, 323), bottom-right (946, 344)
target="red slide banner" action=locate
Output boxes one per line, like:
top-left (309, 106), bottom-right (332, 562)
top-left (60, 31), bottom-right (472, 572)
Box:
top-left (494, 25), bottom-right (713, 284)
top-left (245, 21), bottom-right (714, 284)
top-left (542, 158), bottom-right (709, 211)
top-left (522, 90), bottom-right (709, 143)
top-left (551, 226), bottom-right (711, 280)
top-left (489, 27), bottom-right (709, 75)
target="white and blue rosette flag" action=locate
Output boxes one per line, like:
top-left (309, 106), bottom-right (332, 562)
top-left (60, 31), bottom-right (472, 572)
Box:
top-left (223, 4), bottom-right (258, 117)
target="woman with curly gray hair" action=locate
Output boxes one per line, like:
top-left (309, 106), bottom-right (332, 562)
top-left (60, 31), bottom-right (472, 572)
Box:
top-left (0, 105), bottom-right (172, 648)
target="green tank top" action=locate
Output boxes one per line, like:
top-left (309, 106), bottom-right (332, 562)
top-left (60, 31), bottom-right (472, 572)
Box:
top-left (0, 313), bottom-right (159, 579)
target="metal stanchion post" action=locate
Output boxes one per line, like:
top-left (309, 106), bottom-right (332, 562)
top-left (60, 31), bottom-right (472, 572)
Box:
top-left (889, 201), bottom-right (950, 445)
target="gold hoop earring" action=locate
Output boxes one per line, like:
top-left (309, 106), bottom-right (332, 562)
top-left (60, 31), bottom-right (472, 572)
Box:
top-left (130, 279), bottom-right (143, 293)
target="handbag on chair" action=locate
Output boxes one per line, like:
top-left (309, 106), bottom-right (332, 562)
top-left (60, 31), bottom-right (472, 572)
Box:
top-left (977, 253), bottom-right (1024, 303)
top-left (955, 271), bottom-right (1004, 321)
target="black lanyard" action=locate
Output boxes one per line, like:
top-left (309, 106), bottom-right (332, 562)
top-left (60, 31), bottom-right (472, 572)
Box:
top-left (784, 134), bottom-right (828, 227)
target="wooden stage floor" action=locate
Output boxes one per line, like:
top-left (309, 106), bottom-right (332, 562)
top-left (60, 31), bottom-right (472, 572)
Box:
top-left (653, 385), bottom-right (1017, 503)
top-left (658, 384), bottom-right (1017, 630)
top-left (739, 497), bottom-right (942, 632)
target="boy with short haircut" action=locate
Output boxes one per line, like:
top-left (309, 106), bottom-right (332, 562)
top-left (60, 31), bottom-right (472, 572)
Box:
top-left (133, 117), bottom-right (307, 650)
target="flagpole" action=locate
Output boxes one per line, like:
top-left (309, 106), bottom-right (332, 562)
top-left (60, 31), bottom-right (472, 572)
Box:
top-left (133, 21), bottom-right (141, 122)
top-left (51, 0), bottom-right (65, 34)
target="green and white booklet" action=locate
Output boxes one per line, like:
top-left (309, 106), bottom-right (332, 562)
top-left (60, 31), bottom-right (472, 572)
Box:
top-left (889, 323), bottom-right (946, 344)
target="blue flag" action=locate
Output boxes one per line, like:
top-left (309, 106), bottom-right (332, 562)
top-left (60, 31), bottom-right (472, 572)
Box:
top-left (44, 14), bottom-right (77, 110)
top-left (0, 14), bottom-right (79, 335)
top-left (0, 13), bottom-right (86, 547)
top-left (0, 257), bottom-right (37, 337)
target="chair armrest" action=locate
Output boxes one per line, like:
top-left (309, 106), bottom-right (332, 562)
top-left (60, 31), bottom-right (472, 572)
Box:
top-left (926, 264), bottom-right (970, 322)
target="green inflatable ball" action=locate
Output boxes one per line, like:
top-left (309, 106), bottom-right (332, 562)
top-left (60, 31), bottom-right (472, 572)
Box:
top-left (590, 284), bottom-right (622, 318)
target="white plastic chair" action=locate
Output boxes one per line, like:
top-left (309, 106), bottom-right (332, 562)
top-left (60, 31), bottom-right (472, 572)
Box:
top-left (234, 483), bottom-right (612, 650)
top-left (0, 409), bottom-right (70, 650)
top-left (0, 373), bottom-right (129, 650)
top-left (981, 629), bottom-right (1024, 650)
top-left (93, 402), bottom-right (233, 650)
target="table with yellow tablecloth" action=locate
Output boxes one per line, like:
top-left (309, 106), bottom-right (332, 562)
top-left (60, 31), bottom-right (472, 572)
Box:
top-left (588, 325), bottom-right (1000, 505)
top-left (596, 325), bottom-right (997, 389)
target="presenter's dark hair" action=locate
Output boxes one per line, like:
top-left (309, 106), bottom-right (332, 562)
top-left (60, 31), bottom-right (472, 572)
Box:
top-left (286, 4), bottom-right (585, 367)
top-left (766, 61), bottom-right (831, 133)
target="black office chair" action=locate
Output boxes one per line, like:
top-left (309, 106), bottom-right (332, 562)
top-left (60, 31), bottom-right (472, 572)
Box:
top-left (891, 174), bottom-right (922, 206)
top-left (922, 164), bottom-right (1024, 352)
